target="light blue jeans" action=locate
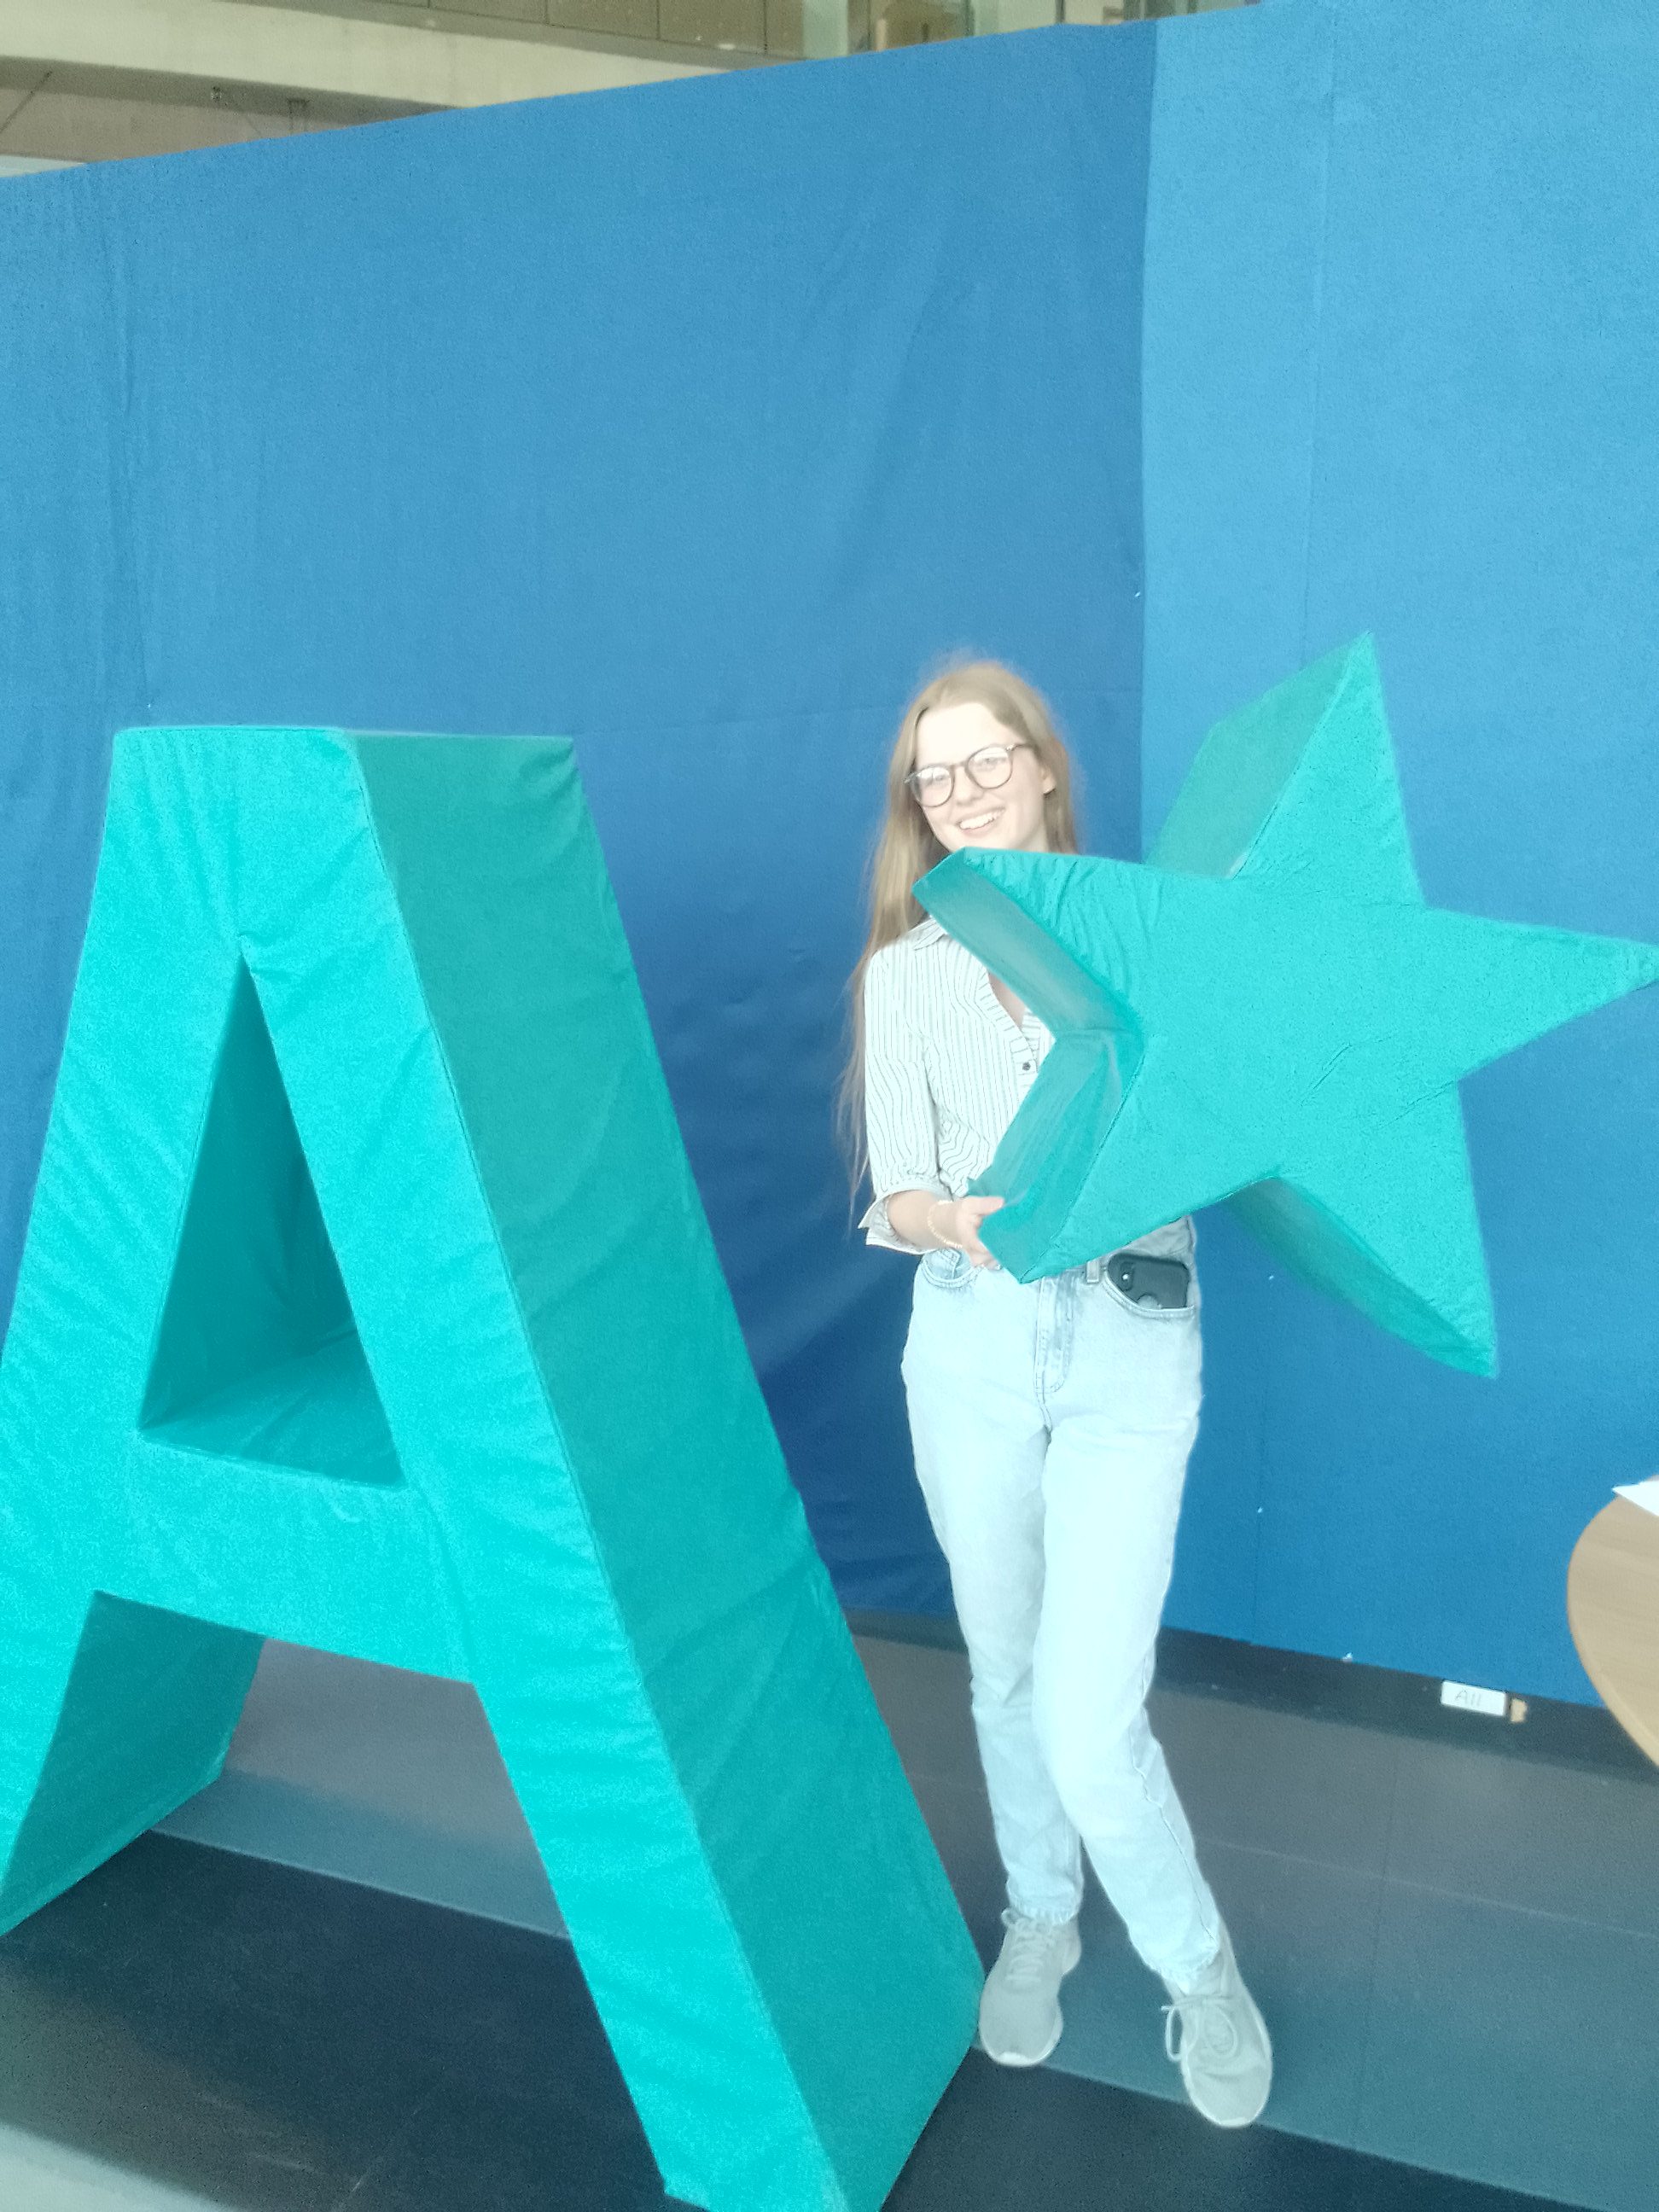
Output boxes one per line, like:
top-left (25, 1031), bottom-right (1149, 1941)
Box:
top-left (900, 1245), bottom-right (1221, 1985)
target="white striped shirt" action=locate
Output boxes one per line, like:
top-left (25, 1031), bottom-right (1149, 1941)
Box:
top-left (860, 916), bottom-right (1194, 1266)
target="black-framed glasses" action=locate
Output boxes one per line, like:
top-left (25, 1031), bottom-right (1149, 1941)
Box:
top-left (905, 741), bottom-right (1033, 810)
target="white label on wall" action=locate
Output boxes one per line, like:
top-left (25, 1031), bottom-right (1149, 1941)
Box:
top-left (1440, 1679), bottom-right (1508, 1717)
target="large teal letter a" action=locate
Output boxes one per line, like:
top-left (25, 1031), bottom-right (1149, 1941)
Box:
top-left (0, 728), bottom-right (980, 2212)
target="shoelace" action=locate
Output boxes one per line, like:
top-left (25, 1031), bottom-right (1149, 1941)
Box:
top-left (999, 1911), bottom-right (1066, 1988)
top-left (1162, 1987), bottom-right (1242, 2066)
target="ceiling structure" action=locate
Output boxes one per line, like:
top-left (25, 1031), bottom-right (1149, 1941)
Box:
top-left (0, 0), bottom-right (1242, 166)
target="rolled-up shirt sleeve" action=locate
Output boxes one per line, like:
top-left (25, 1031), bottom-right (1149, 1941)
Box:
top-left (859, 947), bottom-right (946, 1254)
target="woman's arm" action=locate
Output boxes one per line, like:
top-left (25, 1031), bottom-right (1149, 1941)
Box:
top-left (861, 952), bottom-right (1005, 1266)
top-left (885, 1187), bottom-right (1006, 1267)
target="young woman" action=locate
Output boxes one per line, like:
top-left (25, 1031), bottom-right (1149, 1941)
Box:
top-left (844, 661), bottom-right (1272, 2128)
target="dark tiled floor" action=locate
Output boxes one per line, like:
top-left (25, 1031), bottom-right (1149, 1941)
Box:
top-left (859, 1635), bottom-right (1659, 2212)
top-left (0, 1835), bottom-right (1572, 2212)
top-left (1355, 1885), bottom-right (1659, 2212)
top-left (121, 1631), bottom-right (1659, 2209)
top-left (157, 1646), bottom-right (565, 1939)
top-left (1166, 1700), bottom-right (1659, 2212)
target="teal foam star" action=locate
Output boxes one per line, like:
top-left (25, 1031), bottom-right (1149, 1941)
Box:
top-left (916, 637), bottom-right (1659, 1375)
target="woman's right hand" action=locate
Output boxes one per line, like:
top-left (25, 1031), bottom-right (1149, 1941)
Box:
top-left (928, 1193), bottom-right (1006, 1269)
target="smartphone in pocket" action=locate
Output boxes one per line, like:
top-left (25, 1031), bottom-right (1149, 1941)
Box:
top-left (1106, 1253), bottom-right (1191, 1310)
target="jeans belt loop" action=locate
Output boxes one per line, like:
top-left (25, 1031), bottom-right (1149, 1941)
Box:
top-left (1085, 1255), bottom-right (1104, 1285)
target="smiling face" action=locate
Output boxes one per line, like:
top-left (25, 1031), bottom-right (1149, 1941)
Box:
top-left (911, 700), bottom-right (1057, 856)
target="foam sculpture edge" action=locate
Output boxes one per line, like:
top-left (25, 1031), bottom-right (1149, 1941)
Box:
top-left (0, 726), bottom-right (981, 2212)
top-left (916, 637), bottom-right (1659, 1374)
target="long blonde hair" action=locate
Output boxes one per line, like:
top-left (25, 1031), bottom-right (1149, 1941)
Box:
top-left (835, 658), bottom-right (1081, 1190)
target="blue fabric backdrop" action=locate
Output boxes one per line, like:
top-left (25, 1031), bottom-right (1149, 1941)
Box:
top-left (0, 31), bottom-right (1155, 1620)
top-left (1144, 0), bottom-right (1659, 1703)
top-left (3, 4), bottom-right (1656, 1706)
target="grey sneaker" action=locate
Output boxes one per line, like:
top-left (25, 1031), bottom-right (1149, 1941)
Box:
top-left (1161, 1920), bottom-right (1272, 2128)
top-left (978, 1909), bottom-right (1083, 2067)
